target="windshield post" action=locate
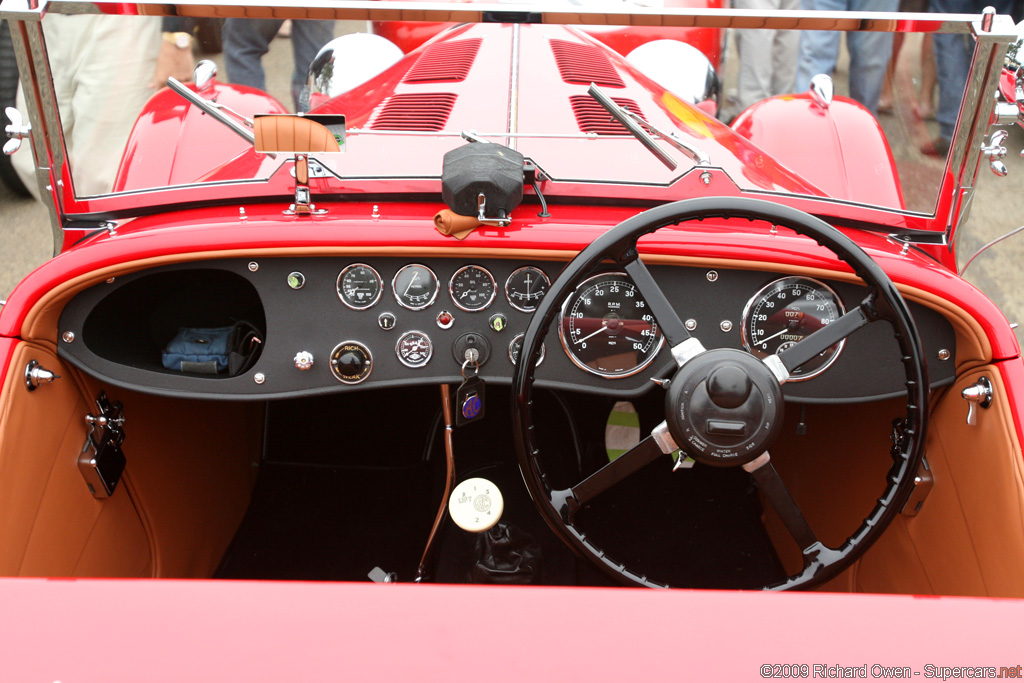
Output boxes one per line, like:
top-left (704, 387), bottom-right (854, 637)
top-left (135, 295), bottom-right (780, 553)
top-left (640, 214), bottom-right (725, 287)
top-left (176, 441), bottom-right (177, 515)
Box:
top-left (945, 10), bottom-right (1017, 258)
top-left (5, 0), bottom-right (66, 256)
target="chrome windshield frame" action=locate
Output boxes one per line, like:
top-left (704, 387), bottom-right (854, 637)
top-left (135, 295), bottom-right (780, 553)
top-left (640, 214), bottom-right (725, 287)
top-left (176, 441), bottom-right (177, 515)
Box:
top-left (0, 0), bottom-right (1017, 255)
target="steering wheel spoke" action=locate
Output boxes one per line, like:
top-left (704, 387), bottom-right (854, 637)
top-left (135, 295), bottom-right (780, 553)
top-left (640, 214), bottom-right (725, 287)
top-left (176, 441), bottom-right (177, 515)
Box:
top-left (743, 453), bottom-right (819, 553)
top-left (773, 302), bottom-right (871, 379)
top-left (568, 430), bottom-right (672, 511)
top-left (622, 257), bottom-right (694, 351)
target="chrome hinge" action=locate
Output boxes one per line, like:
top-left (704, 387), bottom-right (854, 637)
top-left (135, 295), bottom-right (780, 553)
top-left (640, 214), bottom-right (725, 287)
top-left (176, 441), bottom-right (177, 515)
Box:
top-left (79, 392), bottom-right (127, 498)
top-left (962, 376), bottom-right (993, 426)
top-left (901, 457), bottom-right (934, 517)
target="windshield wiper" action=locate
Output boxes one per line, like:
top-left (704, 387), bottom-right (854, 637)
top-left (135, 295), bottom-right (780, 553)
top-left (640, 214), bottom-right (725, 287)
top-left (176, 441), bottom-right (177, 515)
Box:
top-left (588, 83), bottom-right (710, 170)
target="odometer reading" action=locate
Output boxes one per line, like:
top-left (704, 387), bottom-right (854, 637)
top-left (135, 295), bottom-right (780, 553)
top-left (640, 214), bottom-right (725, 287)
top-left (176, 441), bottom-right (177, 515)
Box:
top-left (741, 276), bottom-right (845, 380)
top-left (559, 272), bottom-right (663, 378)
top-left (337, 264), bottom-right (383, 310)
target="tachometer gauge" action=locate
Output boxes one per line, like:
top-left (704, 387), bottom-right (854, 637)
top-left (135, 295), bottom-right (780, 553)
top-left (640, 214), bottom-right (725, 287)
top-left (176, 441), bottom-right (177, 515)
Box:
top-left (741, 276), bottom-right (846, 380)
top-left (337, 264), bottom-right (383, 310)
top-left (449, 265), bottom-right (496, 312)
top-left (559, 272), bottom-right (663, 378)
top-left (392, 264), bottom-right (439, 310)
top-left (396, 330), bottom-right (433, 368)
top-left (505, 266), bottom-right (550, 312)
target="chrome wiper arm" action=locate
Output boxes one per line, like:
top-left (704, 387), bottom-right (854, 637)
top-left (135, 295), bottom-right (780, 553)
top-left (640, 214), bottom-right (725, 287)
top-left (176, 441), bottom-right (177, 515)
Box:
top-left (166, 77), bottom-right (255, 146)
top-left (631, 116), bottom-right (711, 167)
top-left (588, 83), bottom-right (677, 171)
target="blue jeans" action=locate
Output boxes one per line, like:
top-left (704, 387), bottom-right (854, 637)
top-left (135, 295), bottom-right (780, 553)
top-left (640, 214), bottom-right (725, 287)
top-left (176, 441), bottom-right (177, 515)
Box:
top-left (930, 0), bottom-right (1012, 140)
top-left (795, 0), bottom-right (898, 115)
top-left (223, 18), bottom-right (335, 111)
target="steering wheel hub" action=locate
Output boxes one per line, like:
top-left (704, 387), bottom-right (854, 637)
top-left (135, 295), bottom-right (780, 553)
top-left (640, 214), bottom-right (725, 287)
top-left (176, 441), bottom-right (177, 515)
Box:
top-left (665, 349), bottom-right (783, 467)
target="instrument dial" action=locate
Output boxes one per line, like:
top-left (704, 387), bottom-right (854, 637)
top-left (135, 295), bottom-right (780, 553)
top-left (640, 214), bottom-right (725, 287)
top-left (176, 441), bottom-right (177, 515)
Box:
top-left (337, 264), bottom-right (383, 310)
top-left (392, 264), bottom-right (439, 310)
top-left (741, 276), bottom-right (846, 380)
top-left (505, 266), bottom-right (550, 312)
top-left (449, 265), bottom-right (496, 312)
top-left (559, 272), bottom-right (663, 378)
top-left (508, 333), bottom-right (545, 367)
top-left (396, 330), bottom-right (433, 368)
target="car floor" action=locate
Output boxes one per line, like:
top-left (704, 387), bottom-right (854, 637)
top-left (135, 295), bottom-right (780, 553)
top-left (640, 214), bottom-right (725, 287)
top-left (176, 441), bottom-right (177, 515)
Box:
top-left (216, 386), bottom-right (784, 588)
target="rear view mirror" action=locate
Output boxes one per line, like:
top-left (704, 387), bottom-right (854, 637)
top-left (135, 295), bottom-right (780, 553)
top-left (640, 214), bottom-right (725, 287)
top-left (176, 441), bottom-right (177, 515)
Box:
top-left (253, 114), bottom-right (346, 154)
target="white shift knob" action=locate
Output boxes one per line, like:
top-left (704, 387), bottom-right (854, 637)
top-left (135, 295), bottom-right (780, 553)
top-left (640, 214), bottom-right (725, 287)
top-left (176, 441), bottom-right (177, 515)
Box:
top-left (448, 478), bottom-right (503, 532)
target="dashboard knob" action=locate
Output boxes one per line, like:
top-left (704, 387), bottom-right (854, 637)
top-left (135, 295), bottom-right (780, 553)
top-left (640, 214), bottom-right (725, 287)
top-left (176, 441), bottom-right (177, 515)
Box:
top-left (329, 341), bottom-right (373, 384)
top-left (293, 351), bottom-right (314, 370)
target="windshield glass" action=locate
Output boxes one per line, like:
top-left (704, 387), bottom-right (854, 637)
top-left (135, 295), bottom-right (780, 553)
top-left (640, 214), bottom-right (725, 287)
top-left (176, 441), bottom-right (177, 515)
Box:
top-left (3, 5), bottom-right (1001, 225)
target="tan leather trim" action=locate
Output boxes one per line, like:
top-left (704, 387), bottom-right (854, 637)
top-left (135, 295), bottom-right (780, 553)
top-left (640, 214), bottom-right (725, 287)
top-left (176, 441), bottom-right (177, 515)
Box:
top-left (0, 343), bottom-right (151, 577)
top-left (72, 376), bottom-right (261, 578)
top-left (254, 115), bottom-right (340, 153)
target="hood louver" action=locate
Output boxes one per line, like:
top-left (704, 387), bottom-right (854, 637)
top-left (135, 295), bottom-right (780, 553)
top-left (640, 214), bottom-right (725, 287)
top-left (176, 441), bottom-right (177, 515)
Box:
top-left (550, 39), bottom-right (625, 88)
top-left (369, 93), bottom-right (458, 131)
top-left (403, 38), bottom-right (482, 83)
top-left (569, 95), bottom-right (646, 135)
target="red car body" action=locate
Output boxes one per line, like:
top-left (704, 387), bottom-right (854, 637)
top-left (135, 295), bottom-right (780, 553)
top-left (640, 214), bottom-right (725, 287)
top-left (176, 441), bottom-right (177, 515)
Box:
top-left (2, 2), bottom-right (1024, 674)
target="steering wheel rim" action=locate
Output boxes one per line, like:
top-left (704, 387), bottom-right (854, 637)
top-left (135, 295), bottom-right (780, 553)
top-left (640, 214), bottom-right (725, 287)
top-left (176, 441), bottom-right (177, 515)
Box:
top-left (512, 196), bottom-right (928, 590)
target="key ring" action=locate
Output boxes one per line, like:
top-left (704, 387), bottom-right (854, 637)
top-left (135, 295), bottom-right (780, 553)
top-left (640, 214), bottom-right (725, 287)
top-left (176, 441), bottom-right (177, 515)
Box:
top-left (461, 357), bottom-right (479, 379)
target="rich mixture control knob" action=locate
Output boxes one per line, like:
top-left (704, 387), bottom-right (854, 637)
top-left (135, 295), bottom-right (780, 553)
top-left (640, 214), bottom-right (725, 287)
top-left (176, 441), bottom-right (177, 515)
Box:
top-left (293, 351), bottom-right (314, 371)
top-left (329, 341), bottom-right (373, 384)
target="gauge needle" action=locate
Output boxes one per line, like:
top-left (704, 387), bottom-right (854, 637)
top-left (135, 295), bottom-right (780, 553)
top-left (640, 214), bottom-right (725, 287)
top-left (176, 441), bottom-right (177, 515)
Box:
top-left (576, 322), bottom-right (610, 344)
top-left (404, 271), bottom-right (420, 296)
top-left (756, 327), bottom-right (798, 346)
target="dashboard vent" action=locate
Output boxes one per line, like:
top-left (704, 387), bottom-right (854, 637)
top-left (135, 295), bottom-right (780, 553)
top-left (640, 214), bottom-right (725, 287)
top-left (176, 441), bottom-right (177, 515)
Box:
top-left (550, 39), bottom-right (625, 88)
top-left (404, 38), bottom-right (482, 83)
top-left (569, 95), bottom-right (645, 135)
top-left (370, 93), bottom-right (458, 131)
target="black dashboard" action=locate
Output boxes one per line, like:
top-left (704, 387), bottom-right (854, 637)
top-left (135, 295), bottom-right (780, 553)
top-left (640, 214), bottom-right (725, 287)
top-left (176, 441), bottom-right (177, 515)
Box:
top-left (56, 256), bottom-right (958, 402)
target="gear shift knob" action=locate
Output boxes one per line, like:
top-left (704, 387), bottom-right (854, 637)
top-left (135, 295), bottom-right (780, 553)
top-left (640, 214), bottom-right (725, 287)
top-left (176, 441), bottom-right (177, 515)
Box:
top-left (448, 477), bottom-right (503, 532)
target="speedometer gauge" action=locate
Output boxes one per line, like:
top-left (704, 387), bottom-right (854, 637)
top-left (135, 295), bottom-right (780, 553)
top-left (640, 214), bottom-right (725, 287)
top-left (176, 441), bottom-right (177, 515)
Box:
top-left (392, 264), bottom-right (439, 310)
top-left (559, 272), bottom-right (663, 378)
top-left (741, 276), bottom-right (846, 380)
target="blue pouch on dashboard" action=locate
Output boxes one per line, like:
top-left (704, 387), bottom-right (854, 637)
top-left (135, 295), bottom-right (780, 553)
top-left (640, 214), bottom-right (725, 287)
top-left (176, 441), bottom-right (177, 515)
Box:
top-left (162, 326), bottom-right (233, 374)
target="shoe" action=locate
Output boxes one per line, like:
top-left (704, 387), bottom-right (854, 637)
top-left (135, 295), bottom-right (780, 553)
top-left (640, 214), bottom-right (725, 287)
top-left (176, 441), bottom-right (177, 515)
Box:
top-left (922, 135), bottom-right (950, 156)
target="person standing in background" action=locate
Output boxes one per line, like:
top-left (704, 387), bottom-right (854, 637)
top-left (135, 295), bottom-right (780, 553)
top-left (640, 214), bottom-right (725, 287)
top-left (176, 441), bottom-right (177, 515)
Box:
top-left (732, 0), bottom-right (801, 115)
top-left (223, 19), bottom-right (335, 111)
top-left (795, 0), bottom-right (899, 115)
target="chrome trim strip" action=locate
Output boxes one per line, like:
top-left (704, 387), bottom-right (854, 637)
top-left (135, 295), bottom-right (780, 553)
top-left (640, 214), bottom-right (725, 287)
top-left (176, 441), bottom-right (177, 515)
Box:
top-left (507, 22), bottom-right (520, 150)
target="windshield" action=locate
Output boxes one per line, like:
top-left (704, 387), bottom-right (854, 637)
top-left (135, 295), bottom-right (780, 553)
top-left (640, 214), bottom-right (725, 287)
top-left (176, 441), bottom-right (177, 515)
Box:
top-left (2, 2), bottom-right (1013, 233)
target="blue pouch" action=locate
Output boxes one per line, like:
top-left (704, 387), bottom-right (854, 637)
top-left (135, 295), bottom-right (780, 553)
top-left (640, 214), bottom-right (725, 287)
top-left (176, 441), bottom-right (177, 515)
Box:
top-left (162, 326), bottom-right (233, 374)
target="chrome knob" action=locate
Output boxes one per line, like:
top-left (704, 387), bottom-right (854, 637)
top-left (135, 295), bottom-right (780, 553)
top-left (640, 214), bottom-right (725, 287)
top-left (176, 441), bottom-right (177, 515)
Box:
top-left (961, 376), bottom-right (993, 426)
top-left (294, 351), bottom-right (314, 371)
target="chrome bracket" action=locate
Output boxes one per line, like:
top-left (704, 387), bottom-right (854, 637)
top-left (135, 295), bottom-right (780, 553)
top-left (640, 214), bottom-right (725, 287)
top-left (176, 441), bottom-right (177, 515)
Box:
top-left (901, 456), bottom-right (934, 517)
top-left (476, 193), bottom-right (511, 227)
top-left (24, 359), bottom-right (60, 391)
top-left (981, 129), bottom-right (1009, 176)
top-left (652, 420), bottom-right (679, 455)
top-left (761, 354), bottom-right (790, 385)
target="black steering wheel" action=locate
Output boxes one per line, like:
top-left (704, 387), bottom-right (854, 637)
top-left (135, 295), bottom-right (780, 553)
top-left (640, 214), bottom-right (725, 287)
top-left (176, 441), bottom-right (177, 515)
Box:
top-left (512, 197), bottom-right (928, 590)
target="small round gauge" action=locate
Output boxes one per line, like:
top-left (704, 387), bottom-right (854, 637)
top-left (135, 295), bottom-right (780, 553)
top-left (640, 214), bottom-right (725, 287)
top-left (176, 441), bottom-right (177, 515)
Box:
top-left (559, 272), bottom-right (664, 378)
top-left (337, 264), bottom-right (383, 310)
top-left (449, 265), bottom-right (496, 312)
top-left (329, 341), bottom-right (373, 384)
top-left (741, 276), bottom-right (846, 380)
top-left (396, 330), bottom-right (433, 368)
top-left (392, 264), bottom-right (439, 310)
top-left (505, 266), bottom-right (550, 313)
top-left (508, 333), bottom-right (545, 367)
